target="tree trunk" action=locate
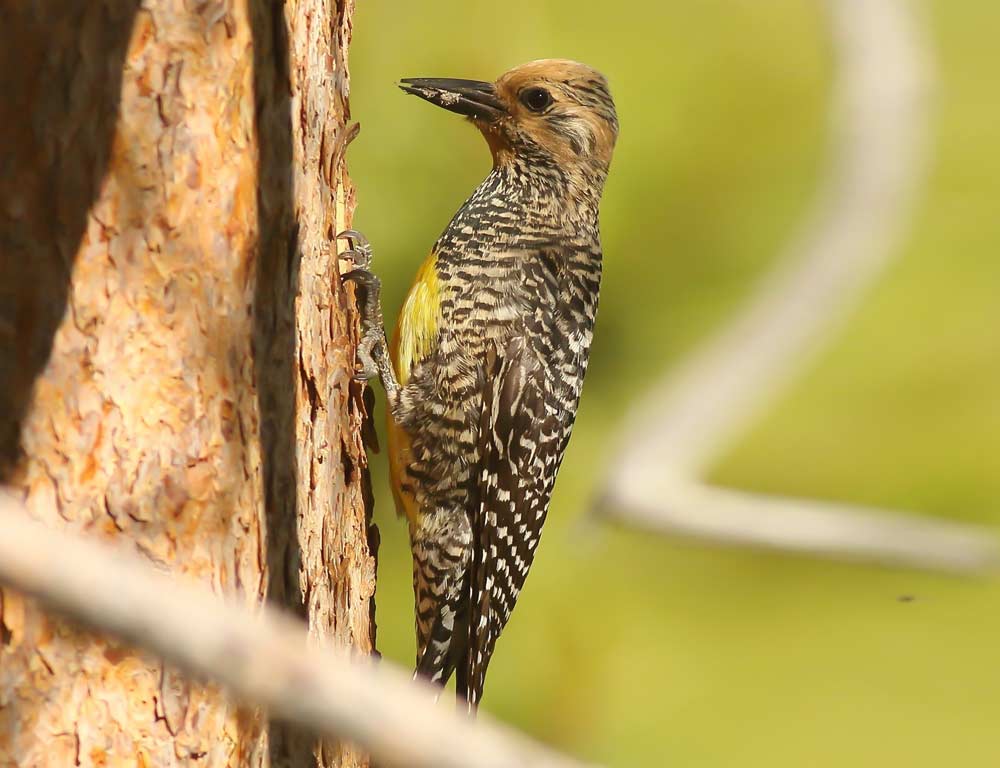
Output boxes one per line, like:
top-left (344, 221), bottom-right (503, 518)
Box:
top-left (0, 1), bottom-right (375, 767)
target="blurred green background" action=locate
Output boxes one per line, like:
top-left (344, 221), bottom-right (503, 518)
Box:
top-left (347, 1), bottom-right (1000, 765)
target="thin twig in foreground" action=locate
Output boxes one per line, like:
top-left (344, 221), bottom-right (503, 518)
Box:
top-left (0, 493), bottom-right (593, 768)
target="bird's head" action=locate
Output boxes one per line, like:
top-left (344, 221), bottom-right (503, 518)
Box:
top-left (400, 59), bottom-right (618, 187)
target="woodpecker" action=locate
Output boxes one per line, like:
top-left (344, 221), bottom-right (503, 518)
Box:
top-left (341, 59), bottom-right (617, 710)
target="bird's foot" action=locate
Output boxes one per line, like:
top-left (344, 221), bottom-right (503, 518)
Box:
top-left (338, 228), bottom-right (373, 271)
top-left (339, 229), bottom-right (387, 383)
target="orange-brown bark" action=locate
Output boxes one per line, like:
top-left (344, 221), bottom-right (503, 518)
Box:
top-left (0, 1), bottom-right (372, 766)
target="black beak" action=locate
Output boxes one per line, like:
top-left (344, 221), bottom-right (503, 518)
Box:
top-left (398, 78), bottom-right (506, 123)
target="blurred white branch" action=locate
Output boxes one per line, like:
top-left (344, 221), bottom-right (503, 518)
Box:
top-left (0, 492), bottom-right (593, 768)
top-left (598, 0), bottom-right (1000, 572)
top-left (607, 478), bottom-right (997, 573)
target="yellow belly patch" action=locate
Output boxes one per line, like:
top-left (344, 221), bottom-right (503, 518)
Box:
top-left (388, 252), bottom-right (442, 528)
top-left (392, 252), bottom-right (441, 385)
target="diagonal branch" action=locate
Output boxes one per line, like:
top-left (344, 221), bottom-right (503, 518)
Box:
top-left (0, 492), bottom-right (593, 768)
top-left (607, 478), bottom-right (998, 573)
top-left (598, 0), bottom-right (999, 572)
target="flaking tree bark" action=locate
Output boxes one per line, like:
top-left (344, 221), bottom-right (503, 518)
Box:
top-left (0, 1), bottom-right (375, 767)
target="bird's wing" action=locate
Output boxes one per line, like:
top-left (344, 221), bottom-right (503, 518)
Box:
top-left (462, 334), bottom-right (570, 708)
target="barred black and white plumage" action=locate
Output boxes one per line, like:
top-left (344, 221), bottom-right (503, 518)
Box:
top-left (341, 59), bottom-right (617, 711)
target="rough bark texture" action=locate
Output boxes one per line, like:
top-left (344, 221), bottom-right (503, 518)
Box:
top-left (0, 1), bottom-right (373, 766)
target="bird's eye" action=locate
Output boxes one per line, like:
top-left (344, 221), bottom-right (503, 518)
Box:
top-left (519, 87), bottom-right (553, 113)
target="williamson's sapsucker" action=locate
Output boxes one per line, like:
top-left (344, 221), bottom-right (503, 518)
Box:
top-left (341, 58), bottom-right (618, 710)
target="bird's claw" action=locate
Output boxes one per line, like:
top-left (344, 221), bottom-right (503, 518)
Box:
top-left (338, 229), bottom-right (376, 292)
top-left (338, 229), bottom-right (373, 271)
top-left (337, 229), bottom-right (385, 383)
top-left (353, 345), bottom-right (379, 382)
